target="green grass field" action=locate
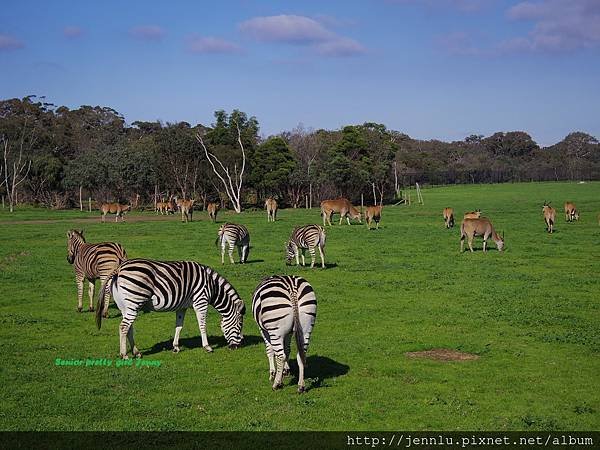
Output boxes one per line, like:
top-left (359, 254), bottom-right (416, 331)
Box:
top-left (1, 182), bottom-right (599, 431)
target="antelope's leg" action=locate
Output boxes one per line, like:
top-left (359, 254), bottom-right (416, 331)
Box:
top-left (468, 236), bottom-right (474, 252)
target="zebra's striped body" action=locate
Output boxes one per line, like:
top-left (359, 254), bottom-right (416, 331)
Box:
top-left (286, 225), bottom-right (326, 268)
top-left (96, 258), bottom-right (245, 358)
top-left (217, 223), bottom-right (250, 264)
top-left (66, 230), bottom-right (127, 315)
top-left (252, 275), bottom-right (317, 392)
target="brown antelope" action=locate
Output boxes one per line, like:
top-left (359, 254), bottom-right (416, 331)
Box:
top-left (207, 202), bottom-right (219, 223)
top-left (176, 198), bottom-right (195, 223)
top-left (321, 198), bottom-right (362, 226)
top-left (564, 202), bottom-right (579, 222)
top-left (542, 202), bottom-right (556, 233)
top-left (155, 201), bottom-right (169, 215)
top-left (460, 217), bottom-right (504, 253)
top-left (101, 203), bottom-right (131, 223)
top-left (443, 207), bottom-right (454, 228)
top-left (365, 205), bottom-right (383, 230)
top-left (463, 209), bottom-right (481, 220)
top-left (265, 197), bottom-right (278, 222)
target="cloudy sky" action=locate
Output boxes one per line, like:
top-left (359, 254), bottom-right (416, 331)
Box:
top-left (1, 0), bottom-right (599, 145)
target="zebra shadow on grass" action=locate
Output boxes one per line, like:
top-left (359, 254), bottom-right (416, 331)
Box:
top-left (143, 334), bottom-right (264, 355)
top-left (287, 354), bottom-right (349, 391)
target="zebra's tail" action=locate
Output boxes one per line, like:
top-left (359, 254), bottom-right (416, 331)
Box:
top-left (96, 270), bottom-right (118, 330)
top-left (291, 292), bottom-right (306, 368)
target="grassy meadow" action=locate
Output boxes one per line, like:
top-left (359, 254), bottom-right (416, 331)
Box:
top-left (0, 181), bottom-right (599, 431)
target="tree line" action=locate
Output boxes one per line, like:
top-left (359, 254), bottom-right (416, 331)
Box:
top-left (1, 95), bottom-right (599, 212)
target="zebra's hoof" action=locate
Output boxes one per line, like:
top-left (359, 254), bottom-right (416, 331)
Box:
top-left (173, 347), bottom-right (180, 353)
top-left (203, 345), bottom-right (213, 353)
top-left (134, 352), bottom-right (142, 358)
top-left (121, 354), bottom-right (129, 360)
top-left (102, 312), bottom-right (109, 319)
top-left (77, 307), bottom-right (83, 312)
top-left (269, 371), bottom-right (275, 381)
top-left (272, 383), bottom-right (282, 391)
top-left (88, 307), bottom-right (95, 312)
top-left (298, 386), bottom-right (306, 394)
top-left (282, 368), bottom-right (290, 377)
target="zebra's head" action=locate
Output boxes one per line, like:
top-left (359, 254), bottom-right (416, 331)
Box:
top-left (67, 229), bottom-right (85, 264)
top-left (221, 299), bottom-right (245, 349)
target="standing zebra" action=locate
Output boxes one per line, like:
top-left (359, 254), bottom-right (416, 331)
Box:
top-left (66, 229), bottom-right (127, 315)
top-left (96, 259), bottom-right (245, 358)
top-left (216, 223), bottom-right (250, 264)
top-left (252, 275), bottom-right (317, 392)
top-left (286, 225), bottom-right (326, 268)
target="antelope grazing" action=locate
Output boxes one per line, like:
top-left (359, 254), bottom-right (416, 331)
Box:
top-left (460, 217), bottom-right (504, 253)
top-left (564, 202), bottom-right (579, 222)
top-left (265, 198), bottom-right (278, 222)
top-left (365, 205), bottom-right (383, 230)
top-left (176, 198), bottom-right (195, 223)
top-left (463, 209), bottom-right (481, 220)
top-left (321, 198), bottom-right (362, 226)
top-left (101, 203), bottom-right (131, 223)
top-left (443, 207), bottom-right (454, 228)
top-left (207, 202), bottom-right (219, 223)
top-left (542, 202), bottom-right (556, 233)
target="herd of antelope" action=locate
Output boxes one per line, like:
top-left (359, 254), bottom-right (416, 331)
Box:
top-left (442, 200), bottom-right (582, 253)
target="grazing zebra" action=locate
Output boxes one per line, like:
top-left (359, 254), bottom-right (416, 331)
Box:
top-left (101, 203), bottom-right (131, 223)
top-left (252, 275), bottom-right (317, 392)
top-left (216, 223), bottom-right (250, 264)
top-left (96, 259), bottom-right (245, 358)
top-left (286, 225), bottom-right (326, 268)
top-left (66, 229), bottom-right (127, 315)
top-left (207, 202), bottom-right (219, 223)
top-left (265, 198), bottom-right (278, 222)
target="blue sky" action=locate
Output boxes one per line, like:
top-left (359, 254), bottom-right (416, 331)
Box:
top-left (1, 0), bottom-right (599, 146)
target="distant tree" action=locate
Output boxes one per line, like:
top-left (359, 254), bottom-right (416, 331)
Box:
top-left (250, 136), bottom-right (296, 201)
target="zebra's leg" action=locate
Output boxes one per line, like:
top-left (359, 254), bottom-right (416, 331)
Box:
top-left (309, 247), bottom-right (316, 268)
top-left (87, 281), bottom-right (95, 312)
top-left (76, 276), bottom-right (84, 312)
top-left (282, 334), bottom-right (292, 377)
top-left (221, 242), bottom-right (226, 265)
top-left (193, 301), bottom-right (213, 352)
top-left (228, 243), bottom-right (235, 264)
top-left (127, 325), bottom-right (141, 358)
top-left (301, 249), bottom-right (306, 267)
top-left (119, 309), bottom-right (138, 359)
top-left (172, 309), bottom-right (187, 353)
top-left (272, 337), bottom-right (287, 390)
top-left (260, 329), bottom-right (276, 381)
top-left (318, 244), bottom-right (325, 269)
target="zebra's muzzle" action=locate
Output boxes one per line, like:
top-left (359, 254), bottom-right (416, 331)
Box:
top-left (67, 255), bottom-right (74, 264)
top-left (228, 343), bottom-right (241, 350)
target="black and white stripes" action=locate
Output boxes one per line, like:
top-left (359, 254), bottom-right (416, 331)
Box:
top-left (66, 229), bottom-right (127, 315)
top-left (96, 258), bottom-right (245, 358)
top-left (217, 223), bottom-right (250, 264)
top-left (286, 225), bottom-right (327, 269)
top-left (252, 275), bottom-right (317, 392)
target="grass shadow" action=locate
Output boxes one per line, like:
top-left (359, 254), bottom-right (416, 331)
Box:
top-left (287, 354), bottom-right (350, 391)
top-left (143, 334), bottom-right (263, 355)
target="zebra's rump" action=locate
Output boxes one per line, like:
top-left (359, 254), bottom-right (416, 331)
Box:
top-left (290, 225), bottom-right (325, 249)
top-left (219, 223), bottom-right (250, 244)
top-left (252, 275), bottom-right (317, 331)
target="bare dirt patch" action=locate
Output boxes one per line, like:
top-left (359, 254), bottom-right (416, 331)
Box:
top-left (405, 348), bottom-right (479, 362)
